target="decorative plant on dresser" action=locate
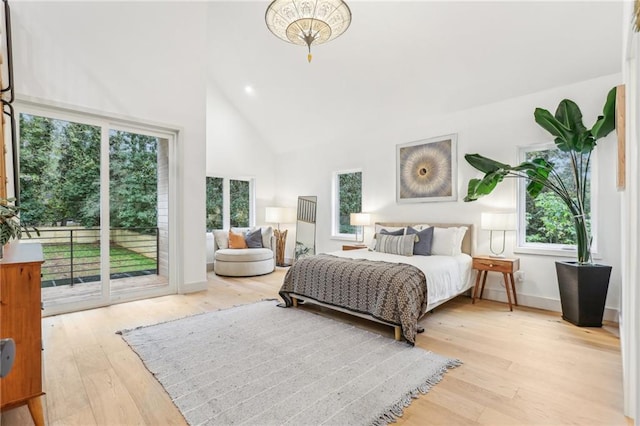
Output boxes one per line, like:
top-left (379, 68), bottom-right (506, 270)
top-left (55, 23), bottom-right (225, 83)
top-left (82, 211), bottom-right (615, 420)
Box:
top-left (0, 197), bottom-right (38, 259)
top-left (464, 87), bottom-right (618, 327)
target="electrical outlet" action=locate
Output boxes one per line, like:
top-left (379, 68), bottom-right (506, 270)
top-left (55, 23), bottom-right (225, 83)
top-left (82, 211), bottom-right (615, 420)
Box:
top-left (514, 271), bottom-right (525, 283)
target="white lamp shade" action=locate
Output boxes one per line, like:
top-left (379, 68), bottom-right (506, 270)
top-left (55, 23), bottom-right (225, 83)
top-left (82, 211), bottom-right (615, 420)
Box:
top-left (350, 213), bottom-right (371, 226)
top-left (265, 207), bottom-right (296, 224)
top-left (481, 212), bottom-right (516, 231)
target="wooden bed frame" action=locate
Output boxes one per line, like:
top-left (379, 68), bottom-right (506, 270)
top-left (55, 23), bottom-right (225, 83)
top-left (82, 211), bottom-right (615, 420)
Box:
top-left (290, 222), bottom-right (474, 341)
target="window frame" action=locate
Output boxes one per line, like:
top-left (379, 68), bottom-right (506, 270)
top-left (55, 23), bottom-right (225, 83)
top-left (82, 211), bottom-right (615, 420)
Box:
top-left (205, 175), bottom-right (255, 230)
top-left (331, 168), bottom-right (363, 240)
top-left (515, 142), bottom-right (599, 257)
top-left (15, 100), bottom-right (180, 315)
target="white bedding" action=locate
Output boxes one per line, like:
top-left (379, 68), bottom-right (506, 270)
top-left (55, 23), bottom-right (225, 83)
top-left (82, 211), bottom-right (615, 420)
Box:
top-left (329, 249), bottom-right (473, 311)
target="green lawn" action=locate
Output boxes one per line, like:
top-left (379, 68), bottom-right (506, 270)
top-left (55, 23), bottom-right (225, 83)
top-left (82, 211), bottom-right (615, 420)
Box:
top-left (42, 243), bottom-right (156, 283)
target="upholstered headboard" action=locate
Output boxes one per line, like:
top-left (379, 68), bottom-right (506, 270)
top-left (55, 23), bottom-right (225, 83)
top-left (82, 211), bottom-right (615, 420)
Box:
top-left (375, 222), bottom-right (473, 255)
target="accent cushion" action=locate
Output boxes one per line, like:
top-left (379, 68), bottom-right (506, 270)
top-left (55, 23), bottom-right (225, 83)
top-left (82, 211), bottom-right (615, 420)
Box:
top-left (228, 230), bottom-right (248, 249)
top-left (369, 225), bottom-right (406, 250)
top-left (245, 228), bottom-right (263, 248)
top-left (379, 228), bottom-right (405, 236)
top-left (214, 248), bottom-right (274, 262)
top-left (213, 229), bottom-right (229, 249)
top-left (231, 226), bottom-right (273, 249)
top-left (375, 234), bottom-right (414, 256)
top-left (406, 226), bottom-right (434, 256)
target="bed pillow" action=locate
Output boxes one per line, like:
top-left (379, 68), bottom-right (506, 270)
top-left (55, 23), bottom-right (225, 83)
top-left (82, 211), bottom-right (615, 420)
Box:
top-left (379, 228), bottom-right (405, 236)
top-left (228, 230), bottom-right (248, 249)
top-left (375, 234), bottom-right (415, 256)
top-left (213, 229), bottom-right (229, 249)
top-left (431, 226), bottom-right (468, 256)
top-left (406, 226), bottom-right (434, 256)
top-left (368, 226), bottom-right (406, 250)
top-left (245, 227), bottom-right (263, 248)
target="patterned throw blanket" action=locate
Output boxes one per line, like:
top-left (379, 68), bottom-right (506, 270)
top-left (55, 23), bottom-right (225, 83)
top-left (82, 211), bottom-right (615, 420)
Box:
top-left (279, 254), bottom-right (427, 344)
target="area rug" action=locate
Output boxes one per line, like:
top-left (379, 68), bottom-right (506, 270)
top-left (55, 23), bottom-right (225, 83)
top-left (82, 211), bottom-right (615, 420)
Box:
top-left (118, 300), bottom-right (461, 426)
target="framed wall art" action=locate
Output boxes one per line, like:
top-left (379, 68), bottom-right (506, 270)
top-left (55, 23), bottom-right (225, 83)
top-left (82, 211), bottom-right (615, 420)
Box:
top-left (396, 134), bottom-right (457, 203)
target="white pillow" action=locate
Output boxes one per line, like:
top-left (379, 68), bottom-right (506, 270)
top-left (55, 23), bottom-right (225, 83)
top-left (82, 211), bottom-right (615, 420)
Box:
top-left (213, 229), bottom-right (229, 249)
top-left (368, 225), bottom-right (406, 250)
top-left (260, 226), bottom-right (273, 249)
top-left (431, 226), bottom-right (468, 256)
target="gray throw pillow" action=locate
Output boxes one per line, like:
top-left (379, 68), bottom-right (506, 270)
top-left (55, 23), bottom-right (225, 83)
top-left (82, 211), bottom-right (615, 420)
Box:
top-left (379, 228), bottom-right (405, 236)
top-left (245, 227), bottom-right (263, 248)
top-left (406, 226), bottom-right (434, 256)
top-left (375, 234), bottom-right (414, 256)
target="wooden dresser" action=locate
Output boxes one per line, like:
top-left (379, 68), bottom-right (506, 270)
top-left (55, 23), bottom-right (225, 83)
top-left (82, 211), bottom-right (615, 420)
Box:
top-left (0, 242), bottom-right (45, 426)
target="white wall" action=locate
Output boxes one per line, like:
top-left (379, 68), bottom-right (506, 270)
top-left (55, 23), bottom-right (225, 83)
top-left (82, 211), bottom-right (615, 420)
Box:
top-left (205, 81), bottom-right (277, 226)
top-left (276, 74), bottom-right (623, 319)
top-left (621, 2), bottom-right (639, 419)
top-left (11, 2), bottom-right (209, 292)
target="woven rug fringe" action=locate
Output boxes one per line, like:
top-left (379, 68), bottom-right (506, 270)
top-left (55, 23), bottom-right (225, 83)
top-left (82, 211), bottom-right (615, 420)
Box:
top-left (370, 358), bottom-right (462, 426)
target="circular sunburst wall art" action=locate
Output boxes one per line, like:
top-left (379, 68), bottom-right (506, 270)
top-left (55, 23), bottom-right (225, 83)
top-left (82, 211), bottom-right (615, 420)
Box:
top-left (397, 135), bottom-right (457, 202)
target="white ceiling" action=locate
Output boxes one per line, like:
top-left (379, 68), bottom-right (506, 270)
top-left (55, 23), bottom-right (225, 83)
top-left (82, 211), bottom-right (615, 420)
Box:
top-left (207, 1), bottom-right (623, 154)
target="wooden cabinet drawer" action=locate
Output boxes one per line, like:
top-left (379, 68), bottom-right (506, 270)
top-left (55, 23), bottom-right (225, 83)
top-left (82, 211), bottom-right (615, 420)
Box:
top-left (472, 257), bottom-right (519, 273)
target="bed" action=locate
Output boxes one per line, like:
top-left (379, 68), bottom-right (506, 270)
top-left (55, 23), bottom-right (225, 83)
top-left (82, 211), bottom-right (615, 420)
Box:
top-left (279, 222), bottom-right (474, 344)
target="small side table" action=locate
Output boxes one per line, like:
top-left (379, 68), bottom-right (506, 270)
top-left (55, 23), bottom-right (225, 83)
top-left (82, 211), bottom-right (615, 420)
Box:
top-left (472, 255), bottom-right (520, 311)
top-left (342, 244), bottom-right (367, 251)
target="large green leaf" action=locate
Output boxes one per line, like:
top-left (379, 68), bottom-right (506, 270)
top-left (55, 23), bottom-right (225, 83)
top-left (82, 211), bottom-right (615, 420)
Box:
top-left (591, 86), bottom-right (617, 140)
top-left (464, 153), bottom-right (509, 173)
top-left (534, 108), bottom-right (574, 151)
top-left (555, 99), bottom-right (587, 137)
top-left (463, 171), bottom-right (507, 202)
top-left (524, 158), bottom-right (552, 198)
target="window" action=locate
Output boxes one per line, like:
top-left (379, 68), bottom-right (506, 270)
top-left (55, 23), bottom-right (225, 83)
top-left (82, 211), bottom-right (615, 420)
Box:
top-left (230, 179), bottom-right (250, 228)
top-left (17, 106), bottom-right (176, 314)
top-left (205, 177), bottom-right (223, 230)
top-left (517, 143), bottom-right (596, 254)
top-left (205, 176), bottom-right (254, 230)
top-left (332, 170), bottom-right (362, 238)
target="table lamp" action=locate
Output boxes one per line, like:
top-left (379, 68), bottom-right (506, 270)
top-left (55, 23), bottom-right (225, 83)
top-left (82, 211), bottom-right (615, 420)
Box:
top-left (350, 212), bottom-right (371, 243)
top-left (481, 212), bottom-right (516, 257)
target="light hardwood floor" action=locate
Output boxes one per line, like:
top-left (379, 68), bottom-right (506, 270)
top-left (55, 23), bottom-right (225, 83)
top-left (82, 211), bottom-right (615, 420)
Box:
top-left (1, 268), bottom-right (631, 425)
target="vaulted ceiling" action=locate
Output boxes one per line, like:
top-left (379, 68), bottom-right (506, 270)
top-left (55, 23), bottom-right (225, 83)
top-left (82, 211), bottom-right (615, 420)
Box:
top-left (207, 1), bottom-right (622, 154)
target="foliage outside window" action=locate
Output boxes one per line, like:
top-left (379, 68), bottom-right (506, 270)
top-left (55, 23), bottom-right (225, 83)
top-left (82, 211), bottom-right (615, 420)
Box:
top-left (109, 130), bottom-right (158, 231)
top-left (20, 114), bottom-right (102, 227)
top-left (19, 114), bottom-right (159, 230)
top-left (230, 179), bottom-right (250, 228)
top-left (519, 144), bottom-right (593, 249)
top-left (333, 170), bottom-right (362, 237)
top-left (205, 177), bottom-right (223, 230)
top-left (205, 177), bottom-right (253, 231)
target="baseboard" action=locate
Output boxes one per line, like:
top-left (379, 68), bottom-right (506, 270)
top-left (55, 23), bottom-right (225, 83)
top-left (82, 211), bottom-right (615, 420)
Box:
top-left (180, 280), bottom-right (208, 294)
top-left (479, 288), bottom-right (619, 323)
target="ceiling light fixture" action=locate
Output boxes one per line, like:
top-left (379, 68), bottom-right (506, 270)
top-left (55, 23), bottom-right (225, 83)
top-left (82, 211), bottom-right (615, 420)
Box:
top-left (265, 0), bottom-right (352, 63)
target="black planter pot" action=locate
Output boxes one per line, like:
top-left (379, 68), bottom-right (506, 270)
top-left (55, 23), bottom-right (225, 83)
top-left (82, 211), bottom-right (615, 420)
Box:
top-left (555, 261), bottom-right (611, 327)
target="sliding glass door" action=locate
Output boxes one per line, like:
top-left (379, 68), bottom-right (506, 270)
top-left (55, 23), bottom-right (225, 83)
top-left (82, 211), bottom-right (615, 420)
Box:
top-left (18, 107), bottom-right (175, 314)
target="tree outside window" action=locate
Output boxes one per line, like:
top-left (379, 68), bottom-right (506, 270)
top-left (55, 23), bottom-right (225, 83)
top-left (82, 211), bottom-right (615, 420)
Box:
top-left (205, 177), bottom-right (223, 231)
top-left (520, 145), bottom-right (592, 247)
top-left (334, 171), bottom-right (362, 236)
top-left (205, 177), bottom-right (253, 230)
top-left (230, 179), bottom-right (250, 228)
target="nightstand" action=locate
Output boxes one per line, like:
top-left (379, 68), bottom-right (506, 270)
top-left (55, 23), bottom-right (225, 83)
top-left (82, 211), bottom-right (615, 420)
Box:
top-left (342, 244), bottom-right (367, 251)
top-left (472, 255), bottom-right (520, 311)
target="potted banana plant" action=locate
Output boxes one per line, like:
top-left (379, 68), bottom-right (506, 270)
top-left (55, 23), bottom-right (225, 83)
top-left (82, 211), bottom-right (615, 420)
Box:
top-left (464, 87), bottom-right (617, 326)
top-left (0, 198), bottom-right (38, 259)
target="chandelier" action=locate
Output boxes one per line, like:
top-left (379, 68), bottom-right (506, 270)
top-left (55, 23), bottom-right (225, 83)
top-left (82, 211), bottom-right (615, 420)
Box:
top-left (265, 0), bottom-right (352, 63)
